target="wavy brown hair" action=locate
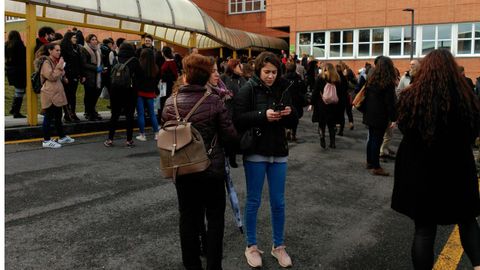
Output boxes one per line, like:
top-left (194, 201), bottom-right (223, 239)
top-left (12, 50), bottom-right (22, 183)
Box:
top-left (397, 49), bottom-right (480, 143)
top-left (366, 56), bottom-right (397, 90)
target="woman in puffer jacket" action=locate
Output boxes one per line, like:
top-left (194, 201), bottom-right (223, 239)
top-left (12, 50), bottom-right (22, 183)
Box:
top-left (161, 54), bottom-right (237, 270)
top-left (234, 51), bottom-right (297, 269)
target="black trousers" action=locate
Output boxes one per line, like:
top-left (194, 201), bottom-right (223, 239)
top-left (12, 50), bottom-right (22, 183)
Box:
top-left (84, 84), bottom-right (101, 116)
top-left (175, 171), bottom-right (226, 270)
top-left (412, 219), bottom-right (480, 269)
top-left (42, 105), bottom-right (64, 141)
top-left (108, 89), bottom-right (136, 141)
top-left (63, 79), bottom-right (79, 115)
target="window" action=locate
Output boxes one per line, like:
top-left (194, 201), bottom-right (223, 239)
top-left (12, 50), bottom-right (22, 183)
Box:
top-left (299, 33), bottom-right (312, 56)
top-left (458, 23), bottom-right (480, 55)
top-left (229, 0), bottom-right (265, 14)
top-left (296, 22), bottom-right (478, 60)
top-left (359, 29), bottom-right (384, 57)
top-left (329, 30), bottom-right (353, 58)
top-left (422, 24), bottom-right (452, 55)
top-left (313, 32), bottom-right (326, 58)
top-left (388, 27), bottom-right (416, 56)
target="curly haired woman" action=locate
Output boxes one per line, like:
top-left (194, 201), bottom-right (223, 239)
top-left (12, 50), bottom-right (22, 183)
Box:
top-left (392, 49), bottom-right (480, 270)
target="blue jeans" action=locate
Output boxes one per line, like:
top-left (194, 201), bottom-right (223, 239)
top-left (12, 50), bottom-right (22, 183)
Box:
top-left (367, 127), bottom-right (387, 169)
top-left (243, 160), bottom-right (287, 247)
top-left (136, 96), bottom-right (159, 133)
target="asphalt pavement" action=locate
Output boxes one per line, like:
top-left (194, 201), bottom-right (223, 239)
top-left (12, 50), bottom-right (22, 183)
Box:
top-left (4, 111), bottom-right (475, 269)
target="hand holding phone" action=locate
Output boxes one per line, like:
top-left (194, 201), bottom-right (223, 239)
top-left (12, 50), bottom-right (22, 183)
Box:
top-left (274, 104), bottom-right (286, 112)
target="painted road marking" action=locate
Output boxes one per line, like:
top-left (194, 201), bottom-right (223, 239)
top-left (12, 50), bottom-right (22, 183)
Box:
top-left (433, 178), bottom-right (480, 269)
top-left (5, 127), bottom-right (146, 145)
top-left (433, 225), bottom-right (462, 270)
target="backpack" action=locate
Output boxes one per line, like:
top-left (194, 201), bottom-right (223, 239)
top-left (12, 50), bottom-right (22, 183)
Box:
top-left (157, 91), bottom-right (217, 181)
top-left (31, 58), bottom-right (49, 94)
top-left (322, 82), bottom-right (338, 104)
top-left (110, 57), bottom-right (135, 88)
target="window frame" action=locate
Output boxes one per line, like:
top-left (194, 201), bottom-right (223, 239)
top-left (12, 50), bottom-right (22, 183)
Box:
top-left (295, 22), bottom-right (480, 61)
top-left (421, 24), bottom-right (453, 56)
top-left (328, 29), bottom-right (354, 59)
top-left (357, 28), bottom-right (385, 59)
top-left (229, 0), bottom-right (266, 14)
top-left (456, 23), bottom-right (480, 56)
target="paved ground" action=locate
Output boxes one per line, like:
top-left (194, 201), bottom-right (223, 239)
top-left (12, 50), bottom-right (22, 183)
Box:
top-left (4, 111), bottom-right (476, 269)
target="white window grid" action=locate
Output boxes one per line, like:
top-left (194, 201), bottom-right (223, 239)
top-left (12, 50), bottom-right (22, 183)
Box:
top-left (296, 22), bottom-right (480, 60)
top-left (328, 30), bottom-right (354, 59)
top-left (386, 26), bottom-right (417, 59)
top-left (456, 23), bottom-right (480, 56)
top-left (229, 0), bottom-right (266, 14)
top-left (358, 28), bottom-right (385, 58)
top-left (421, 24), bottom-right (452, 56)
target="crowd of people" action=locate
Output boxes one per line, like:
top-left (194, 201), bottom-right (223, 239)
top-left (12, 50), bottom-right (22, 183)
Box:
top-left (5, 26), bottom-right (480, 270)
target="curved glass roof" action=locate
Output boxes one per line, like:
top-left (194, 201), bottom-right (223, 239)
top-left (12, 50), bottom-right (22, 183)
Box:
top-left (5, 0), bottom-right (288, 50)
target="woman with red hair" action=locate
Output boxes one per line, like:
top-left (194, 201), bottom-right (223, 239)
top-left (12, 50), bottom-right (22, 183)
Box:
top-left (392, 49), bottom-right (480, 270)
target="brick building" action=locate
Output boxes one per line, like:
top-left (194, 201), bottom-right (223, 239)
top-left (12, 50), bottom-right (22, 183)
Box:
top-left (193, 0), bottom-right (480, 79)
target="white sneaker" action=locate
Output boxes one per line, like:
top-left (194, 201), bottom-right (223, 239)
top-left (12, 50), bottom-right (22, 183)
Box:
top-left (42, 140), bottom-right (62, 149)
top-left (58, 135), bottom-right (75, 144)
top-left (136, 134), bottom-right (147, 141)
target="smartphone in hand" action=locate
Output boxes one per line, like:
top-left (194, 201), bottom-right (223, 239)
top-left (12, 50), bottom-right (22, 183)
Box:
top-left (274, 104), bottom-right (286, 112)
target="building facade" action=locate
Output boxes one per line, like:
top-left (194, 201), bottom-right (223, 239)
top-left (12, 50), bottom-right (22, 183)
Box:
top-left (193, 0), bottom-right (480, 78)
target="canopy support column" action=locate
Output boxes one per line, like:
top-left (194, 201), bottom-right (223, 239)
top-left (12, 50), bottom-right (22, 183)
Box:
top-left (219, 47), bottom-right (223, 58)
top-left (248, 48), bottom-right (252, 58)
top-left (189, 32), bottom-right (197, 49)
top-left (233, 51), bottom-right (237, 59)
top-left (26, 3), bottom-right (38, 126)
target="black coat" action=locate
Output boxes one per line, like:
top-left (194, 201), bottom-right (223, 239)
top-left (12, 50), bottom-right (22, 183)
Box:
top-left (221, 73), bottom-right (247, 116)
top-left (110, 46), bottom-right (140, 98)
top-left (336, 74), bottom-right (349, 122)
top-left (392, 93), bottom-right (480, 224)
top-left (61, 43), bottom-right (82, 80)
top-left (80, 46), bottom-right (101, 89)
top-left (362, 84), bottom-right (397, 129)
top-left (283, 71), bottom-right (307, 119)
top-left (234, 75), bottom-right (297, 157)
top-left (311, 77), bottom-right (339, 125)
top-left (5, 42), bottom-right (26, 88)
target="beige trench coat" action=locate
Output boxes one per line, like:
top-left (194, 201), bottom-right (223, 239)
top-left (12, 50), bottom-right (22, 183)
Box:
top-left (40, 57), bottom-right (67, 109)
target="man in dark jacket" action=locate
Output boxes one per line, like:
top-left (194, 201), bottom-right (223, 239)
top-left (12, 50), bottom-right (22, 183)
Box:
top-left (459, 66), bottom-right (475, 92)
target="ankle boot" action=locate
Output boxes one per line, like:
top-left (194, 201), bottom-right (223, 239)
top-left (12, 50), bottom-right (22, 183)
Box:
top-left (329, 133), bottom-right (336, 148)
top-left (320, 136), bottom-right (326, 149)
top-left (337, 125), bottom-right (344, 136)
top-left (11, 97), bottom-right (26, 118)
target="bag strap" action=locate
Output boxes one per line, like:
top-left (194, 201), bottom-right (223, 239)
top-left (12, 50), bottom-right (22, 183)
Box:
top-left (173, 90), bottom-right (211, 121)
top-left (123, 57), bottom-right (135, 67)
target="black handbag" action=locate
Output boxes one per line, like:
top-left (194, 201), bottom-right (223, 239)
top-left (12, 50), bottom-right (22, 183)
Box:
top-left (240, 127), bottom-right (261, 152)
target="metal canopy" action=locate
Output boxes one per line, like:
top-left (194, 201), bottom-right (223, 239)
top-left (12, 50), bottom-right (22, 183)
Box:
top-left (5, 0), bottom-right (288, 50)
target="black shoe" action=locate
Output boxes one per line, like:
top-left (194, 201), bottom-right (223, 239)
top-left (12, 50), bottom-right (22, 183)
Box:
top-left (93, 112), bottom-right (103, 120)
top-left (71, 114), bottom-right (81, 123)
top-left (337, 130), bottom-right (344, 136)
top-left (13, 113), bottom-right (26, 118)
top-left (329, 143), bottom-right (336, 149)
top-left (64, 114), bottom-right (73, 123)
top-left (320, 137), bottom-right (326, 149)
